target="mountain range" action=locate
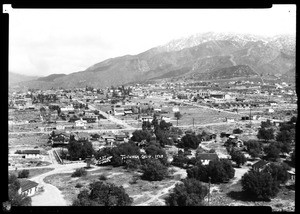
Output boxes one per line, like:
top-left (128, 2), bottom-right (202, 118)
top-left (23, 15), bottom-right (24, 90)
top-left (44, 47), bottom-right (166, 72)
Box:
top-left (10, 32), bottom-right (296, 89)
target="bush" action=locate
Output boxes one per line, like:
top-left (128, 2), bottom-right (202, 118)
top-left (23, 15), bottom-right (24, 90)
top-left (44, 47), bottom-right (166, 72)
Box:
top-left (98, 174), bottom-right (107, 181)
top-left (230, 150), bottom-right (247, 167)
top-left (72, 181), bottom-right (133, 206)
top-left (233, 128), bottom-right (243, 134)
top-left (72, 168), bottom-right (87, 177)
top-left (75, 183), bottom-right (83, 188)
top-left (18, 170), bottom-right (30, 178)
top-left (141, 159), bottom-right (168, 181)
top-left (165, 178), bottom-right (208, 206)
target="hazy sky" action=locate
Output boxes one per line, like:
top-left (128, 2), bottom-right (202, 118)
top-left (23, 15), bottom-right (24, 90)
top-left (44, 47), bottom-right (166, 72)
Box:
top-left (7, 4), bottom-right (296, 76)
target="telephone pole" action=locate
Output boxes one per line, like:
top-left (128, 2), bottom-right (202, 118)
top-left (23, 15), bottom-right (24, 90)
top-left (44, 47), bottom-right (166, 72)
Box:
top-left (193, 118), bottom-right (195, 128)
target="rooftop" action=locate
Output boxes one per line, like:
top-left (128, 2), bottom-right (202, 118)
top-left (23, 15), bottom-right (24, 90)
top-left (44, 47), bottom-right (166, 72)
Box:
top-left (19, 179), bottom-right (39, 192)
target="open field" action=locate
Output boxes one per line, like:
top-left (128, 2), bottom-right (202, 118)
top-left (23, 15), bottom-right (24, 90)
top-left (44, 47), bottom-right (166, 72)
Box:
top-left (43, 166), bottom-right (186, 206)
top-left (161, 106), bottom-right (242, 126)
top-left (209, 179), bottom-right (295, 211)
top-left (9, 168), bottom-right (55, 178)
top-left (9, 134), bottom-right (50, 153)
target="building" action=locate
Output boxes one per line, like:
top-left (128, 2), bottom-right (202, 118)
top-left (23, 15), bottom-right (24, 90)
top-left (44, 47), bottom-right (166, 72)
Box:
top-left (75, 118), bottom-right (87, 129)
top-left (197, 153), bottom-right (219, 165)
top-left (252, 160), bottom-right (269, 172)
top-left (20, 150), bottom-right (41, 159)
top-left (18, 179), bottom-right (39, 197)
top-left (287, 170), bottom-right (295, 181)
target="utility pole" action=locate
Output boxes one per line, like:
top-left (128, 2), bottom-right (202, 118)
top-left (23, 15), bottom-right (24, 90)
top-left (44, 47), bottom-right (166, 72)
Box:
top-left (193, 118), bottom-right (195, 128)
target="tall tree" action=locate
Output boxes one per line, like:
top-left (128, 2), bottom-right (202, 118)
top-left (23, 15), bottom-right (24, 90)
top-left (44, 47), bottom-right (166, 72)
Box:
top-left (257, 128), bottom-right (275, 142)
top-left (241, 170), bottom-right (279, 201)
top-left (174, 111), bottom-right (182, 126)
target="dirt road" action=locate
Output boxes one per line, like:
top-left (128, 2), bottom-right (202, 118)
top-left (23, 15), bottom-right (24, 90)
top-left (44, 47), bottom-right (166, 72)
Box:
top-left (30, 162), bottom-right (86, 206)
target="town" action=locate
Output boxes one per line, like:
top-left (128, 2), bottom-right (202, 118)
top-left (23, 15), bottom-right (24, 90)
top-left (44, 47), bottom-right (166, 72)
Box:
top-left (8, 79), bottom-right (296, 210)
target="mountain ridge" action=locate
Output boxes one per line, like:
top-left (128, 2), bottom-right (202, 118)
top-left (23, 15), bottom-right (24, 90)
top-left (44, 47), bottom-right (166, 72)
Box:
top-left (12, 32), bottom-right (295, 89)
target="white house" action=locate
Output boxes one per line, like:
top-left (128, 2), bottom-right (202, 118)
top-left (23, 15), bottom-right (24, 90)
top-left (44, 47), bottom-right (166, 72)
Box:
top-left (21, 150), bottom-right (41, 159)
top-left (75, 118), bottom-right (87, 129)
top-left (61, 105), bottom-right (75, 112)
top-left (18, 179), bottom-right (39, 197)
top-left (197, 153), bottom-right (219, 165)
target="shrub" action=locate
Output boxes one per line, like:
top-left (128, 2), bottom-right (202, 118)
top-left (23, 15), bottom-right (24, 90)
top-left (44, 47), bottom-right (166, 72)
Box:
top-left (98, 174), bottom-right (107, 181)
top-left (233, 128), bottom-right (243, 134)
top-left (75, 183), bottom-right (83, 188)
top-left (72, 181), bottom-right (133, 206)
top-left (18, 170), bottom-right (30, 178)
top-left (141, 159), bottom-right (168, 181)
top-left (165, 178), bottom-right (208, 206)
top-left (72, 168), bottom-right (87, 177)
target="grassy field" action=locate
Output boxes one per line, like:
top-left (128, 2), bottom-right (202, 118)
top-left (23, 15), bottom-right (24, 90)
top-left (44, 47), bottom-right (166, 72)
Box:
top-left (43, 166), bottom-right (184, 206)
top-left (209, 179), bottom-right (295, 211)
top-left (9, 168), bottom-right (55, 178)
top-left (162, 106), bottom-right (242, 126)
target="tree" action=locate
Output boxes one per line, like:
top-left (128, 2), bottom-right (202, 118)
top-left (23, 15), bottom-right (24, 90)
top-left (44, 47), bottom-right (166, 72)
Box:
top-left (291, 150), bottom-right (295, 166)
top-left (131, 130), bottom-right (152, 142)
top-left (144, 145), bottom-right (168, 165)
top-left (174, 112), bottom-right (182, 126)
top-left (261, 119), bottom-right (273, 128)
top-left (257, 128), bottom-right (275, 142)
top-left (230, 150), bottom-right (247, 167)
top-left (171, 152), bottom-right (189, 168)
top-left (165, 178), bottom-right (208, 206)
top-left (233, 128), bottom-right (243, 134)
top-left (263, 163), bottom-right (289, 184)
top-left (68, 139), bottom-right (95, 161)
top-left (141, 159), bottom-right (168, 181)
top-left (142, 121), bottom-right (152, 131)
top-left (72, 168), bottom-right (87, 177)
top-left (276, 130), bottom-right (293, 153)
top-left (241, 170), bottom-right (279, 200)
top-left (180, 134), bottom-right (201, 149)
top-left (18, 169), bottom-right (30, 178)
top-left (8, 174), bottom-right (32, 206)
top-left (187, 159), bottom-right (235, 184)
top-left (244, 140), bottom-right (262, 159)
top-left (264, 144), bottom-right (280, 161)
top-left (73, 181), bottom-right (133, 206)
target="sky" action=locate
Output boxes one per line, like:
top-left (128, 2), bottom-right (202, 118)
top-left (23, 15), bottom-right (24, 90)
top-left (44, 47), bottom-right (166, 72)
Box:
top-left (6, 4), bottom-right (296, 77)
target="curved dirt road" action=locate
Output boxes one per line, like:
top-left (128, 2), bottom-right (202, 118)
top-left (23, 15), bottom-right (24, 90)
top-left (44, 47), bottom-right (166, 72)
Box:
top-left (30, 163), bottom-right (86, 206)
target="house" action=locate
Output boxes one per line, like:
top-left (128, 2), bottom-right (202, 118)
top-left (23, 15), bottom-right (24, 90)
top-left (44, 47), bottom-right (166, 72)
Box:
top-left (18, 179), bottom-right (39, 197)
top-left (124, 110), bottom-right (133, 115)
top-left (224, 136), bottom-right (244, 148)
top-left (140, 115), bottom-right (153, 122)
top-left (101, 134), bottom-right (116, 144)
top-left (61, 105), bottom-right (74, 112)
top-left (75, 118), bottom-right (87, 129)
top-left (56, 125), bottom-right (65, 130)
top-left (226, 118), bottom-right (235, 123)
top-left (287, 170), bottom-right (295, 181)
top-left (115, 133), bottom-right (128, 142)
top-left (197, 153), bottom-right (219, 165)
top-left (114, 108), bottom-right (125, 116)
top-left (20, 150), bottom-right (41, 159)
top-left (252, 160), bottom-right (269, 172)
